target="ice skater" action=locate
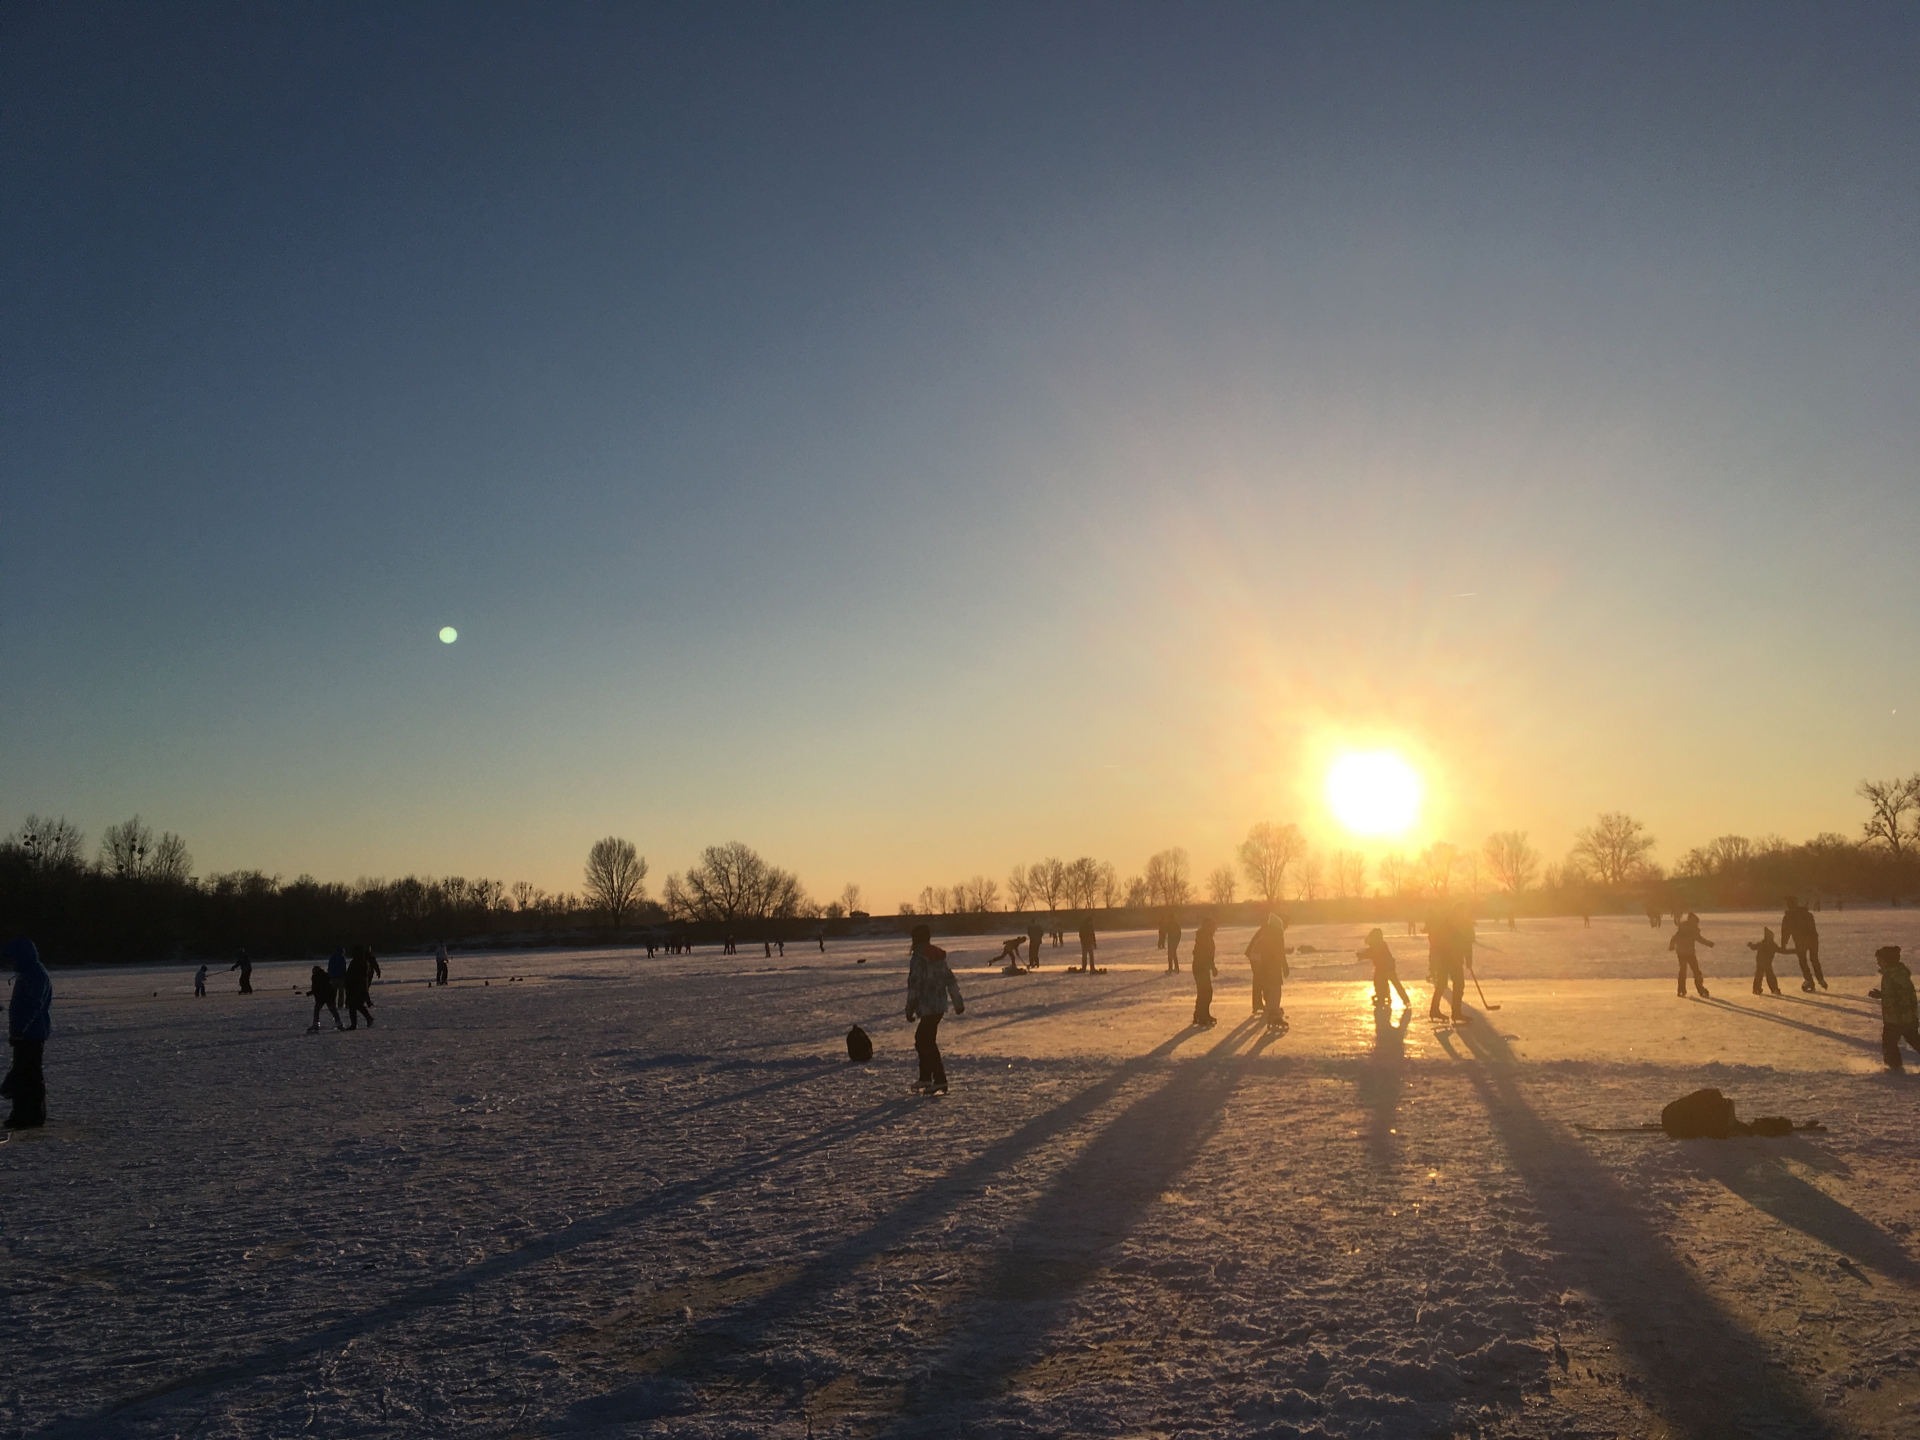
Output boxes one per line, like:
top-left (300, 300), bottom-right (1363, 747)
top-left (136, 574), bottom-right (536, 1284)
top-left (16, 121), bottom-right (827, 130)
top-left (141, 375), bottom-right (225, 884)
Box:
top-left (4, 937), bottom-right (52, 1130)
top-left (1869, 946), bottom-right (1919, 1073)
top-left (1780, 896), bottom-right (1826, 992)
top-left (344, 946), bottom-right (378, 1029)
top-left (194, 964), bottom-right (208, 998)
top-left (1357, 927), bottom-right (1411, 1011)
top-left (434, 942), bottom-right (450, 986)
top-left (1746, 927), bottom-right (1788, 996)
top-left (230, 948), bottom-right (253, 994)
top-left (306, 965), bottom-right (344, 1033)
top-left (327, 946), bottom-right (349, 999)
top-left (1077, 917), bottom-right (1102, 973)
top-left (1165, 914), bottom-right (1183, 973)
top-left (905, 924), bottom-right (964, 1095)
top-left (995, 935), bottom-right (1027, 973)
top-left (1247, 912), bottom-right (1289, 1032)
top-left (1670, 912), bottom-right (1713, 999)
top-left (1191, 916), bottom-right (1218, 1026)
top-left (1426, 912), bottom-right (1464, 1023)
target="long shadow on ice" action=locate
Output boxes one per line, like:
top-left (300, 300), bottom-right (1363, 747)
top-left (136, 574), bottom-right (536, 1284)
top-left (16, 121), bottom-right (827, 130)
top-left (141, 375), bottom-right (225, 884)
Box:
top-left (543, 1021), bottom-right (1262, 1433)
top-left (1680, 1142), bottom-right (1920, 1289)
top-left (1695, 996), bottom-right (1881, 1056)
top-left (1452, 1022), bottom-right (1839, 1438)
top-left (48, 1086), bottom-right (929, 1437)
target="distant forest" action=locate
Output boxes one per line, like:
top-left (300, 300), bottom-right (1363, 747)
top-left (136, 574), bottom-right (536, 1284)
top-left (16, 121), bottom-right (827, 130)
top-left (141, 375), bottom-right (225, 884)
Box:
top-left (4, 775), bottom-right (1919, 963)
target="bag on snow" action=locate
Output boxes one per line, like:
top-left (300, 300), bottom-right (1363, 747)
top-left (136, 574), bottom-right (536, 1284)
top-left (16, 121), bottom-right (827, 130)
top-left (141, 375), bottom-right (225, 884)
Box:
top-left (846, 1025), bottom-right (873, 1063)
top-left (1661, 1088), bottom-right (1748, 1139)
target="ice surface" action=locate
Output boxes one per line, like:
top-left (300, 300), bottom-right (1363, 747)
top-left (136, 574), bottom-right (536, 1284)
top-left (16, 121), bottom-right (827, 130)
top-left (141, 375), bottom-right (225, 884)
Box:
top-left (6, 915), bottom-right (1918, 1437)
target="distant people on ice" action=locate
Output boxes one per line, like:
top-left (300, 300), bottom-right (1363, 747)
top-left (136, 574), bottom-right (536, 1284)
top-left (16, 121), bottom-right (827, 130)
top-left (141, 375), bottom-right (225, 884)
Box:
top-left (1027, 917), bottom-right (1047, 970)
top-left (1164, 913), bottom-right (1183, 972)
top-left (1357, 927), bottom-right (1411, 1012)
top-left (1246, 912), bottom-right (1289, 1033)
top-left (1780, 896), bottom-right (1825, 992)
top-left (1746, 927), bottom-right (1788, 997)
top-left (1869, 946), bottom-right (1919, 1073)
top-left (1669, 912), bottom-right (1713, 999)
top-left (344, 945), bottom-right (380, 1029)
top-left (1190, 916), bottom-right (1218, 1027)
top-left (4, 938), bottom-right (51, 1130)
top-left (904, 924), bottom-right (964, 1096)
top-left (435, 942), bottom-right (450, 986)
top-left (230, 948), bottom-right (253, 994)
top-left (194, 964), bottom-right (208, 998)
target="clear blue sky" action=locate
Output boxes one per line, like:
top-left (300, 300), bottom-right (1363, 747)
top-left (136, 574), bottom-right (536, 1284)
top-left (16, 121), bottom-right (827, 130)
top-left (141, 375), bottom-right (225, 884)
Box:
top-left (4, 3), bottom-right (1918, 905)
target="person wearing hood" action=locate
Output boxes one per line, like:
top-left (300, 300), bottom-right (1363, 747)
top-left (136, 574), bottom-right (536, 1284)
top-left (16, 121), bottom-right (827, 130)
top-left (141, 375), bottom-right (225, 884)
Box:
top-left (1191, 916), bottom-right (1219, 1027)
top-left (1246, 912), bottom-right (1290, 1033)
top-left (1357, 927), bottom-right (1411, 1012)
top-left (904, 924), bottom-right (965, 1095)
top-left (1868, 946), bottom-right (1919, 1073)
top-left (230, 948), bottom-right (253, 995)
top-left (1746, 928), bottom-right (1788, 997)
top-left (4, 938), bottom-right (52, 1129)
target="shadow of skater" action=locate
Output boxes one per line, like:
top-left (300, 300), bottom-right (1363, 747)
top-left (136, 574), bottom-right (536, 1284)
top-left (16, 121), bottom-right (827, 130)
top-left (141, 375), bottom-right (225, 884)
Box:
top-left (1681, 1141), bottom-right (1920, 1289)
top-left (1450, 1022), bottom-right (1841, 1438)
top-left (1695, 996), bottom-right (1883, 1056)
top-left (1360, 1004), bottom-right (1411, 1168)
top-left (875, 1020), bottom-right (1265, 1434)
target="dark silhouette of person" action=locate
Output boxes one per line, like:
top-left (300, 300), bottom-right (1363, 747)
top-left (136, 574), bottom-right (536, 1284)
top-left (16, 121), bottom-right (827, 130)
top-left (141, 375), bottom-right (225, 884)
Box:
top-left (434, 942), bottom-right (450, 986)
top-left (1869, 946), bottom-right (1919, 1072)
top-left (327, 946), bottom-right (348, 997)
top-left (1246, 913), bottom-right (1289, 1032)
top-left (1165, 913), bottom-right (1183, 973)
top-left (307, 966), bottom-right (344, 1033)
top-left (1426, 911), bottom-right (1465, 1023)
top-left (230, 949), bottom-right (253, 994)
top-left (194, 964), bottom-right (208, 998)
top-left (763, 939), bottom-right (772, 959)
top-left (1077, 917), bottom-right (1101, 972)
top-left (4, 938), bottom-right (52, 1130)
top-left (1027, 917), bottom-right (1047, 970)
top-left (645, 934), bottom-right (657, 958)
top-left (777, 939), bottom-right (785, 957)
top-left (996, 936), bottom-right (1027, 973)
top-left (818, 931), bottom-right (826, 953)
top-left (904, 924), bottom-right (964, 1095)
top-left (1645, 901), bottom-right (1663, 928)
top-left (1191, 917), bottom-right (1218, 1027)
top-left (1357, 927), bottom-right (1411, 1011)
top-left (344, 946), bottom-right (378, 1029)
top-left (1779, 896), bottom-right (1825, 992)
top-left (1746, 928), bottom-right (1787, 996)
top-left (1669, 912), bottom-right (1713, 999)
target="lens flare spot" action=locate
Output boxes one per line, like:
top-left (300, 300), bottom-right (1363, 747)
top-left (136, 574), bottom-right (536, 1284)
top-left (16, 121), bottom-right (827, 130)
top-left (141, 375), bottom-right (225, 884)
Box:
top-left (438, 626), bottom-right (458, 644)
top-left (1327, 751), bottom-right (1420, 837)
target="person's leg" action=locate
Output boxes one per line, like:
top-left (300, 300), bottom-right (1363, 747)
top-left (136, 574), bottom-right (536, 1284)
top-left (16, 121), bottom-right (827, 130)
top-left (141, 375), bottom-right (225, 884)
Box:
top-left (914, 1017), bottom-right (935, 1086)
top-left (1429, 974), bottom-right (1445, 1019)
top-left (1678, 957), bottom-right (1689, 997)
top-left (1808, 938), bottom-right (1826, 988)
top-left (1447, 965), bottom-right (1465, 1021)
top-left (1752, 952), bottom-right (1765, 995)
top-left (6, 1039), bottom-right (45, 1126)
top-left (1392, 974), bottom-right (1411, 1008)
top-left (1267, 972), bottom-right (1285, 1027)
top-left (1795, 947), bottom-right (1816, 991)
top-left (925, 1015), bottom-right (946, 1090)
top-left (1885, 1024), bottom-right (1906, 1072)
top-left (1688, 957), bottom-right (1709, 998)
top-left (1372, 972), bottom-right (1388, 1007)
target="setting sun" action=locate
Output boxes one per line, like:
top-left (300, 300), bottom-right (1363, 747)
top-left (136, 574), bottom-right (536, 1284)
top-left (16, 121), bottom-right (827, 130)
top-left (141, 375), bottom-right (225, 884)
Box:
top-left (1326, 750), bottom-right (1421, 837)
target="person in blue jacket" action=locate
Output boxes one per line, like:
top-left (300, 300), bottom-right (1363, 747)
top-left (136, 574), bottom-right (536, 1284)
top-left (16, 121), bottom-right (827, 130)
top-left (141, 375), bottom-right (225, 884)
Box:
top-left (4, 937), bottom-right (52, 1130)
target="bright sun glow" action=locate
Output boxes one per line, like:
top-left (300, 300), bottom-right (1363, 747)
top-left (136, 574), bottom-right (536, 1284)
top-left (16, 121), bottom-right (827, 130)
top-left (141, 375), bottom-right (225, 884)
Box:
top-left (1327, 751), bottom-right (1421, 837)
top-left (438, 626), bottom-right (458, 644)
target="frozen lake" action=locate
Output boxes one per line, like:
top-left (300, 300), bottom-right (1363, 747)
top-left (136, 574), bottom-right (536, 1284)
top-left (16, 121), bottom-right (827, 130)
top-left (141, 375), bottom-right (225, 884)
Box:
top-left (6, 916), bottom-right (1919, 1437)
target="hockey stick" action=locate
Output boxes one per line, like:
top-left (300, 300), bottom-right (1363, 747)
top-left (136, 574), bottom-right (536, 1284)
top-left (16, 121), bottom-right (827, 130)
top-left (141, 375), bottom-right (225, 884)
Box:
top-left (1467, 962), bottom-right (1501, 1010)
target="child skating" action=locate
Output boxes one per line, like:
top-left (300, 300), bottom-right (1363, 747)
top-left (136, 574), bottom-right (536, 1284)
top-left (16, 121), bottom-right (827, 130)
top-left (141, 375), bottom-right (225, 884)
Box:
top-left (1868, 946), bottom-right (1919, 1073)
top-left (905, 924), bottom-right (964, 1095)
top-left (1357, 927), bottom-right (1411, 1011)
top-left (1670, 912), bottom-right (1713, 999)
top-left (1746, 927), bottom-right (1787, 996)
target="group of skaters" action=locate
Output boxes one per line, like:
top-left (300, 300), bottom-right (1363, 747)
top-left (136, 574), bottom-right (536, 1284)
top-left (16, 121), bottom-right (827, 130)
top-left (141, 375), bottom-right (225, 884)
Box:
top-left (1670, 896), bottom-right (1826, 999)
top-left (305, 944), bottom-right (384, 1031)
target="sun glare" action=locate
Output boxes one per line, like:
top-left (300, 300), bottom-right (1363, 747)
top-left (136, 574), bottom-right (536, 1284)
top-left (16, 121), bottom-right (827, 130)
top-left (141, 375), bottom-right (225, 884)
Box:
top-left (1327, 751), bottom-right (1421, 837)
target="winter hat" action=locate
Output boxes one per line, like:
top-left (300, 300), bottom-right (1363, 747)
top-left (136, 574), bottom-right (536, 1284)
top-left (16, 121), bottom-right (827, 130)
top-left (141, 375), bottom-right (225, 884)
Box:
top-left (3, 937), bottom-right (37, 968)
top-left (1875, 945), bottom-right (1902, 967)
top-left (1365, 927), bottom-right (1384, 943)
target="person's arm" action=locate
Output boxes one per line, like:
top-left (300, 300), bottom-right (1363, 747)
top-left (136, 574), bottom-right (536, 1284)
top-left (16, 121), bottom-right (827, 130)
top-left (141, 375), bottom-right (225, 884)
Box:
top-left (948, 969), bottom-right (965, 1014)
top-left (1701, 936), bottom-right (1715, 948)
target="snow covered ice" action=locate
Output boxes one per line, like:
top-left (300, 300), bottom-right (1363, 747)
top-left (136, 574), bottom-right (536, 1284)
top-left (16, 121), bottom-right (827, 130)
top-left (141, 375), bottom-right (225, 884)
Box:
top-left (7, 913), bottom-right (1920, 1438)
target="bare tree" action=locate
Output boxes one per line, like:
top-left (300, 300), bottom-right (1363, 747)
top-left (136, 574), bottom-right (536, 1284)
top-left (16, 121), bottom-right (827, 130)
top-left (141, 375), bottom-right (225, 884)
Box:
top-left (1144, 848), bottom-right (1192, 906)
top-left (1330, 849), bottom-right (1367, 899)
top-left (6, 815), bottom-right (86, 873)
top-left (666, 841), bottom-right (804, 923)
top-left (1482, 832), bottom-right (1540, 894)
top-left (1096, 861), bottom-right (1120, 908)
top-left (100, 817), bottom-right (156, 879)
top-left (1859, 775), bottom-right (1920, 860)
top-left (1005, 864), bottom-right (1034, 910)
top-left (954, 876), bottom-right (1000, 912)
top-left (1569, 812), bottom-right (1656, 887)
top-left (1029, 858), bottom-right (1067, 911)
top-left (1377, 850), bottom-right (1412, 895)
top-left (1418, 841), bottom-right (1459, 898)
top-left (839, 882), bottom-right (862, 915)
top-left (1206, 864), bottom-right (1238, 905)
top-left (1237, 822), bottom-right (1305, 907)
top-left (1123, 873), bottom-right (1151, 907)
top-left (1063, 856), bottom-right (1103, 909)
top-left (145, 831), bottom-right (193, 883)
top-left (1296, 852), bottom-right (1325, 901)
top-left (584, 837), bottom-right (649, 929)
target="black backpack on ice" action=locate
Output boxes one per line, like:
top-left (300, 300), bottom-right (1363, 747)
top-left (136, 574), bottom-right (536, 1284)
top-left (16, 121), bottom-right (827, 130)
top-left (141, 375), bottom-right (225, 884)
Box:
top-left (1661, 1088), bottom-right (1741, 1138)
top-left (846, 1025), bottom-right (873, 1063)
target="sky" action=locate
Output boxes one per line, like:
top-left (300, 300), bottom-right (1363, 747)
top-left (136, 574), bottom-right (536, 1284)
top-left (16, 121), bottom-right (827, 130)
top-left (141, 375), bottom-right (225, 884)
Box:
top-left (4, 2), bottom-right (1919, 908)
